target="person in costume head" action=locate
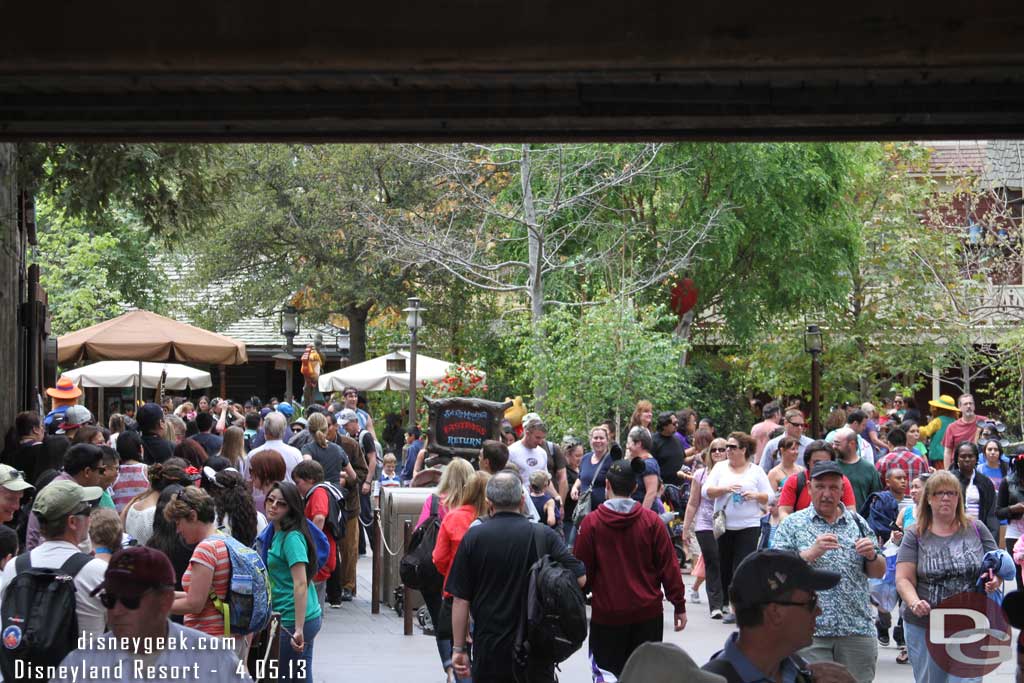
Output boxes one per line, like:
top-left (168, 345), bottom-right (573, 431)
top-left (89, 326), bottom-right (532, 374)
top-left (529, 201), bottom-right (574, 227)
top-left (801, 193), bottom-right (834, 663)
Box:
top-left (44, 376), bottom-right (83, 433)
top-left (919, 395), bottom-right (959, 470)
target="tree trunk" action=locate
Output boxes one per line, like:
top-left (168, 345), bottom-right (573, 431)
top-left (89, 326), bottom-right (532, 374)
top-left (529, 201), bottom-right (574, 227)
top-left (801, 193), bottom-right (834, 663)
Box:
top-left (0, 145), bottom-right (17, 429)
top-left (521, 144), bottom-right (547, 406)
top-left (674, 309), bottom-right (695, 367)
top-left (345, 304), bottom-right (372, 364)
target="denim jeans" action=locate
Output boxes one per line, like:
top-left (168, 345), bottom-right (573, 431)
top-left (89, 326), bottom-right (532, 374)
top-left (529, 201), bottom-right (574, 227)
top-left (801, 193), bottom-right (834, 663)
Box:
top-left (904, 621), bottom-right (982, 683)
top-left (279, 615), bottom-right (322, 683)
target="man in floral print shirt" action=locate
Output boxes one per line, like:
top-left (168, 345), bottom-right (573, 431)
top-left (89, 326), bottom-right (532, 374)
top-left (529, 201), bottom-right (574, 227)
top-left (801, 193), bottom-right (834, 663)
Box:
top-left (773, 461), bottom-right (886, 683)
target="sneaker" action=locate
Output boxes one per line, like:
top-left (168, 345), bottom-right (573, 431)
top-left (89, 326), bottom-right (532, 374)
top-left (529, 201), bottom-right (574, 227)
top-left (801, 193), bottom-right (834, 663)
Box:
top-left (722, 612), bottom-right (737, 624)
top-left (340, 588), bottom-right (354, 603)
top-left (710, 609), bottom-right (724, 620)
top-left (878, 633), bottom-right (891, 647)
top-left (328, 600), bottom-right (342, 609)
top-left (689, 589), bottom-right (702, 604)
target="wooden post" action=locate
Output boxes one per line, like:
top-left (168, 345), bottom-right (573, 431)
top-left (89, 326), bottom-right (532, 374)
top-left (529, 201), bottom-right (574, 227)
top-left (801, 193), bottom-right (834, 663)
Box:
top-left (403, 520), bottom-right (413, 636)
top-left (0, 145), bottom-right (18, 429)
top-left (371, 507), bottom-right (381, 615)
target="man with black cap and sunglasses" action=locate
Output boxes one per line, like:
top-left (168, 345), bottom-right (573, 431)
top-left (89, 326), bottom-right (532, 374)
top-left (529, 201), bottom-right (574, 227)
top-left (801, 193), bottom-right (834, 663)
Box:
top-left (0, 479), bottom-right (107, 637)
top-left (702, 549), bottom-right (854, 683)
top-left (57, 546), bottom-right (251, 682)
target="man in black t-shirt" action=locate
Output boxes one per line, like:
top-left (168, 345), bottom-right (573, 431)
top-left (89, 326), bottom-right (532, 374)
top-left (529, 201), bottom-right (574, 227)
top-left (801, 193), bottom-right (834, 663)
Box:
top-left (651, 411), bottom-right (686, 486)
top-left (446, 471), bottom-right (586, 683)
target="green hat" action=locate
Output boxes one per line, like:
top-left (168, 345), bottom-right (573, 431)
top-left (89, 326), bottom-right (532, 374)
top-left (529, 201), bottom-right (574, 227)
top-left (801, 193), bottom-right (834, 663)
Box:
top-left (32, 480), bottom-right (102, 521)
top-left (0, 465), bottom-right (34, 493)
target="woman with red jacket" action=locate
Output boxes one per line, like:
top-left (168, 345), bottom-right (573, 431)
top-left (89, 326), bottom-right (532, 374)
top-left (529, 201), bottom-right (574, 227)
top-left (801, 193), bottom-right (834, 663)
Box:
top-left (574, 458), bottom-right (687, 678)
top-left (432, 469), bottom-right (491, 683)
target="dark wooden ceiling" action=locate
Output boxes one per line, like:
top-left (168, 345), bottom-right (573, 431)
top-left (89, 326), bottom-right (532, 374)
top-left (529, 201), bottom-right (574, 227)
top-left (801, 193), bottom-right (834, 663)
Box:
top-left (3, 1), bottom-right (1024, 141)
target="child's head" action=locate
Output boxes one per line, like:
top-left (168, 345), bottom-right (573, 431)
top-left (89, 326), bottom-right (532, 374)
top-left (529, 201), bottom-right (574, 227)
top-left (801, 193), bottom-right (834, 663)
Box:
top-left (909, 473), bottom-right (929, 503)
top-left (885, 468), bottom-right (907, 497)
top-left (383, 453), bottom-right (397, 475)
top-left (0, 525), bottom-right (18, 569)
top-left (529, 469), bottom-right (550, 494)
top-left (89, 508), bottom-right (123, 553)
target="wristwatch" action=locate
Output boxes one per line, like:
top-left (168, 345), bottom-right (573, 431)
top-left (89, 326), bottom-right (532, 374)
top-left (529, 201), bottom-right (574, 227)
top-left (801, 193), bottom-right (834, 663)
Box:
top-left (452, 645), bottom-right (467, 653)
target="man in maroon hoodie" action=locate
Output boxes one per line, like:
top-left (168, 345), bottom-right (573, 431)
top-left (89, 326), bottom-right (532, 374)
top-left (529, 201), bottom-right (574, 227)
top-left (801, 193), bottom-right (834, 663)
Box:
top-left (574, 458), bottom-right (687, 677)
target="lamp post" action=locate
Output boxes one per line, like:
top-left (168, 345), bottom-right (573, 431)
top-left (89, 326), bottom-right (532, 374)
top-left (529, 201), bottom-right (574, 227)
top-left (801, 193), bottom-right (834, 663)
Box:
top-left (280, 304), bottom-right (299, 402)
top-left (403, 297), bottom-right (425, 432)
top-left (804, 324), bottom-right (823, 438)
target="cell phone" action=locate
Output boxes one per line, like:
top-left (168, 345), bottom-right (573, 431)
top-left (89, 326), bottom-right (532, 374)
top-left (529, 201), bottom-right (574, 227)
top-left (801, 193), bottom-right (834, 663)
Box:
top-left (890, 520), bottom-right (901, 531)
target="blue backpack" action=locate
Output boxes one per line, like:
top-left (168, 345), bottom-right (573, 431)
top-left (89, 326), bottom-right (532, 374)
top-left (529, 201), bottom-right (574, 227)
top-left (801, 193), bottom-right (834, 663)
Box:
top-left (256, 524), bottom-right (330, 576)
top-left (210, 535), bottom-right (273, 636)
top-left (860, 491), bottom-right (899, 543)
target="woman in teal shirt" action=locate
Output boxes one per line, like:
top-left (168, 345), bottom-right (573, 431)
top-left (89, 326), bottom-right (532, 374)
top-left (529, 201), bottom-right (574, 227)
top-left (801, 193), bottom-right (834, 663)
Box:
top-left (265, 481), bottom-right (322, 682)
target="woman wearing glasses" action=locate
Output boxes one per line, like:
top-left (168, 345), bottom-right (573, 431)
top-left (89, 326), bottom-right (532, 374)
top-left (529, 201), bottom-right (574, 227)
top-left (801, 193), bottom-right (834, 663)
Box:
top-left (682, 437), bottom-right (730, 619)
top-left (702, 432), bottom-right (773, 625)
top-left (896, 470), bottom-right (1000, 683)
top-left (262, 481), bottom-right (322, 683)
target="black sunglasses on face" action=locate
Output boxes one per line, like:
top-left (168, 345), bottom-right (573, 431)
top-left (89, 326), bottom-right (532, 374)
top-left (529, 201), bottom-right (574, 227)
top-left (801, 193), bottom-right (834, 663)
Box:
top-left (768, 593), bottom-right (819, 612)
top-left (99, 590), bottom-right (153, 610)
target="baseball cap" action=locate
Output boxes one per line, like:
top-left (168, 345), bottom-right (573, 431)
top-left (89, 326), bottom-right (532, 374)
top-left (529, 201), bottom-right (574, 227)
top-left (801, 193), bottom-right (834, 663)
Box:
top-left (522, 412), bottom-right (545, 431)
top-left (0, 465), bottom-right (34, 493)
top-left (58, 405), bottom-right (93, 432)
top-left (290, 417), bottom-right (308, 428)
top-left (276, 402), bottom-right (295, 417)
top-left (136, 402), bottom-right (165, 432)
top-left (809, 461), bottom-right (843, 479)
top-left (337, 409), bottom-right (359, 426)
top-left (92, 547), bottom-right (176, 598)
top-left (731, 549), bottom-right (840, 610)
top-left (32, 480), bottom-right (103, 521)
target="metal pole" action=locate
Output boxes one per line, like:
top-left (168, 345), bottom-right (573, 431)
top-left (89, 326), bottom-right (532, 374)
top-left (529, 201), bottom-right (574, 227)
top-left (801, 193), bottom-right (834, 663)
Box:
top-left (403, 520), bottom-right (413, 636)
top-left (285, 334), bottom-right (294, 403)
top-left (811, 352), bottom-right (822, 438)
top-left (371, 506), bottom-right (381, 615)
top-left (408, 325), bottom-right (418, 432)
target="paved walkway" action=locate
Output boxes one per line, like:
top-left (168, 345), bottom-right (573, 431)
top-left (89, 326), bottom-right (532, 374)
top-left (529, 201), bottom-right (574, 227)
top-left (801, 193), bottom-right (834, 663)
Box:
top-left (310, 555), bottom-right (1017, 683)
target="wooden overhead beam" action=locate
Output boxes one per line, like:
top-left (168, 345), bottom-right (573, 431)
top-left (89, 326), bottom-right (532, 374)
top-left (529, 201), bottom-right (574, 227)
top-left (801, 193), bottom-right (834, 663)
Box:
top-left (2, 1), bottom-right (1024, 140)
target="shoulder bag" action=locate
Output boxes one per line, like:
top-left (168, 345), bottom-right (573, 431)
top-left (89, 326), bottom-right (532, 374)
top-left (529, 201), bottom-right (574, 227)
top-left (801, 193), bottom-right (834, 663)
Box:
top-left (573, 451), bottom-right (611, 527)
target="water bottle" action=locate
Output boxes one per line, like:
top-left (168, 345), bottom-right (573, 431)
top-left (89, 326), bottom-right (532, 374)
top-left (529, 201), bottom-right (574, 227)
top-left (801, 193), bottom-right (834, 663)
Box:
top-left (731, 492), bottom-right (743, 505)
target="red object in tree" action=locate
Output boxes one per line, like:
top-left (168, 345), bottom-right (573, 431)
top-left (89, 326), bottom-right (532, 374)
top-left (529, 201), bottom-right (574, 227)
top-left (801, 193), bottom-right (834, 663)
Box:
top-left (670, 279), bottom-right (699, 317)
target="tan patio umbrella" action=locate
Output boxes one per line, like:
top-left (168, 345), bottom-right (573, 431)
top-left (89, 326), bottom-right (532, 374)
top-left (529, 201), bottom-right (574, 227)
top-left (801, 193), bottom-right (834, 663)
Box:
top-left (58, 310), bottom-right (248, 365)
top-left (58, 310), bottom-right (248, 412)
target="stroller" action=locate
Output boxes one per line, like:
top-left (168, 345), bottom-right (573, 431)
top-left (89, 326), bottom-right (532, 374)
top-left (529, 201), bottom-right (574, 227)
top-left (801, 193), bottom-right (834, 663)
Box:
top-left (661, 483), bottom-right (688, 567)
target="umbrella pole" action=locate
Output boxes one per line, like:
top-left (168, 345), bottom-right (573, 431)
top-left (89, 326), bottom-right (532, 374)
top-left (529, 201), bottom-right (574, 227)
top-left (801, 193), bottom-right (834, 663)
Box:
top-left (137, 360), bottom-right (143, 407)
top-left (98, 387), bottom-right (105, 426)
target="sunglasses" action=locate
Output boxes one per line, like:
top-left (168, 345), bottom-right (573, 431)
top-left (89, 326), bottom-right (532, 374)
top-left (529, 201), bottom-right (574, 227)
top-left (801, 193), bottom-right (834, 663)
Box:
top-left (768, 593), bottom-right (819, 612)
top-left (709, 447), bottom-right (729, 454)
top-left (99, 587), bottom-right (162, 610)
top-left (266, 497), bottom-right (288, 509)
top-left (787, 420), bottom-right (806, 428)
top-left (726, 444), bottom-right (742, 450)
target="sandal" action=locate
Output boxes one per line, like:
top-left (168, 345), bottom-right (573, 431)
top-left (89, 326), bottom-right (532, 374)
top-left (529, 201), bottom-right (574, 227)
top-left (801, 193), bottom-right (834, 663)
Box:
top-left (896, 647), bottom-right (909, 665)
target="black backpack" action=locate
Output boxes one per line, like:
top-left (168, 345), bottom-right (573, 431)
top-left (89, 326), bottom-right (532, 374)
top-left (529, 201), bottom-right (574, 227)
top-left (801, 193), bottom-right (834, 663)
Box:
top-left (0, 551), bottom-right (92, 681)
top-left (399, 495), bottom-right (444, 592)
top-left (305, 482), bottom-right (346, 541)
top-left (513, 525), bottom-right (588, 668)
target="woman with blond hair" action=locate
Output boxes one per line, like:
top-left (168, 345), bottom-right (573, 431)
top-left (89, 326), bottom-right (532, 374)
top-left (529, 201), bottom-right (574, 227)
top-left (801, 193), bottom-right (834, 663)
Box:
top-left (682, 436), bottom-right (730, 618)
top-left (896, 470), bottom-right (1001, 682)
top-left (221, 425), bottom-right (246, 469)
top-left (301, 412), bottom-right (356, 491)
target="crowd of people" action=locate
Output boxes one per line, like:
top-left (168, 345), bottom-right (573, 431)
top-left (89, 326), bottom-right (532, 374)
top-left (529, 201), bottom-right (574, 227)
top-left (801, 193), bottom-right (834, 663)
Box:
top-left (0, 379), bottom-right (1019, 683)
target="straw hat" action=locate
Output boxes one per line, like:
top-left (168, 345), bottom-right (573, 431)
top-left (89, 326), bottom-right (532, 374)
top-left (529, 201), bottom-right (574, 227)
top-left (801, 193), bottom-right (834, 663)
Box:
top-left (45, 376), bottom-right (82, 400)
top-left (927, 394), bottom-right (960, 413)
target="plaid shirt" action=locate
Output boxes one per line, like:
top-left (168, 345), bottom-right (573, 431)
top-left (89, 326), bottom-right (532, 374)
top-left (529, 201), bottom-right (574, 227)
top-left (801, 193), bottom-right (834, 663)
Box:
top-left (875, 447), bottom-right (930, 482)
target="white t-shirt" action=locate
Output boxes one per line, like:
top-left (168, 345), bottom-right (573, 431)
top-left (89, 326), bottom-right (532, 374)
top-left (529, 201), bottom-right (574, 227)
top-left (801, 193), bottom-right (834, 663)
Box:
top-left (508, 441), bottom-right (548, 486)
top-left (244, 440), bottom-right (304, 482)
top-left (702, 460), bottom-right (774, 530)
top-left (0, 540), bottom-right (108, 638)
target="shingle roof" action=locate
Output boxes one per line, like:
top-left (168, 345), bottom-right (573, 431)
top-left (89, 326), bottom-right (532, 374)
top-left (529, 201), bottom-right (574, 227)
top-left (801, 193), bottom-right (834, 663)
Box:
top-left (921, 140), bottom-right (1024, 190)
top-left (985, 140), bottom-right (1024, 190)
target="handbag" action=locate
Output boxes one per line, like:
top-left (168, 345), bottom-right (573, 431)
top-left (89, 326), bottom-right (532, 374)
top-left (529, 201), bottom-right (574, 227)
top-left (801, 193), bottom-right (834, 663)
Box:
top-left (436, 595), bottom-right (454, 641)
top-left (573, 451), bottom-right (611, 527)
top-left (712, 509), bottom-right (727, 539)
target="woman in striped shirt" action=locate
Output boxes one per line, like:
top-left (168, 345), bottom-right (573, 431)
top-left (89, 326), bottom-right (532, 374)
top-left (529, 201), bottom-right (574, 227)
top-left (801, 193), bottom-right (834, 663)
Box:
top-left (164, 486), bottom-right (248, 660)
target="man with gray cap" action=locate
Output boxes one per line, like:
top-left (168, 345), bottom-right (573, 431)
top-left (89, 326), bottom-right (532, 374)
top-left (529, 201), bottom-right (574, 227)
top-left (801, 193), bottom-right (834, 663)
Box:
top-left (0, 464), bottom-right (34, 525)
top-left (509, 413), bottom-right (567, 501)
top-left (0, 479), bottom-right (107, 636)
top-left (772, 460), bottom-right (884, 683)
top-left (702, 549), bottom-right (854, 683)
top-left (339, 408), bottom-right (377, 558)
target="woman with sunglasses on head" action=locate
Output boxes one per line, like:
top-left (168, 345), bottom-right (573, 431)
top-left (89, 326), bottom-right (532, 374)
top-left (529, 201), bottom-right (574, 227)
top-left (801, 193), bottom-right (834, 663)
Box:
top-left (164, 486), bottom-right (250, 660)
top-left (262, 481), bottom-right (322, 683)
top-left (702, 431), bottom-right (773, 624)
top-left (682, 437), bottom-right (730, 619)
top-left (896, 470), bottom-right (1000, 683)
